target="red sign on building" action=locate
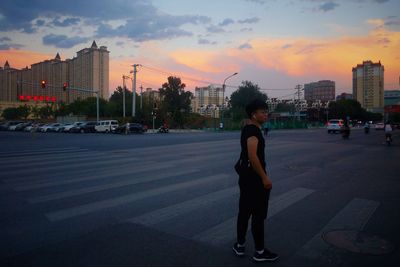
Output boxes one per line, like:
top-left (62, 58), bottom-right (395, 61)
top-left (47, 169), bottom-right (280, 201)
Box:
top-left (19, 95), bottom-right (57, 103)
top-left (385, 105), bottom-right (400, 113)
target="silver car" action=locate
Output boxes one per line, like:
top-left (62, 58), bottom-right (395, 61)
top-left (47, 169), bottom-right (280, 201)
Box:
top-left (327, 119), bottom-right (344, 133)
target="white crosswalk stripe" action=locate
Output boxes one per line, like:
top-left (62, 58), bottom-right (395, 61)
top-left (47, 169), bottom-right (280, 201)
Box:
top-left (28, 168), bottom-right (201, 203)
top-left (45, 173), bottom-right (230, 222)
top-left (127, 186), bottom-right (239, 226)
top-left (12, 162), bottom-right (175, 191)
top-left (192, 187), bottom-right (315, 246)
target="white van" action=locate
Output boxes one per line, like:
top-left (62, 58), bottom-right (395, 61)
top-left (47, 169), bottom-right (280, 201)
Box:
top-left (95, 120), bottom-right (119, 133)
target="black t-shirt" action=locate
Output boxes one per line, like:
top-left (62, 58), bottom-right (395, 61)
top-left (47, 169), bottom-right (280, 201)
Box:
top-left (240, 124), bottom-right (266, 171)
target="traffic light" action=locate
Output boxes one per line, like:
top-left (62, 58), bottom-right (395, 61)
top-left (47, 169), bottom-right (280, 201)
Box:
top-left (63, 82), bottom-right (68, 91)
top-left (41, 80), bottom-right (46, 89)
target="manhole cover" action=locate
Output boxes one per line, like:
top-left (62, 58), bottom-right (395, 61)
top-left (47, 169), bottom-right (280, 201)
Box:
top-left (322, 230), bottom-right (395, 255)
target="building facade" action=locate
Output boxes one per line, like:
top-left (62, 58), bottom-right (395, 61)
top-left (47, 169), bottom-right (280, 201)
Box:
top-left (304, 80), bottom-right (335, 102)
top-left (191, 85), bottom-right (224, 118)
top-left (352, 60), bottom-right (384, 113)
top-left (336, 93), bottom-right (353, 101)
top-left (0, 41), bottom-right (109, 108)
top-left (142, 88), bottom-right (161, 108)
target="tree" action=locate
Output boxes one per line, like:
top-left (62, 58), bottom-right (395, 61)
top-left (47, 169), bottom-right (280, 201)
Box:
top-left (230, 81), bottom-right (267, 110)
top-left (159, 76), bottom-right (193, 128)
top-left (229, 81), bottom-right (267, 121)
top-left (55, 102), bottom-right (69, 118)
top-left (38, 105), bottom-right (53, 119)
top-left (328, 99), bottom-right (364, 120)
top-left (16, 105), bottom-right (30, 120)
top-left (2, 107), bottom-right (19, 120)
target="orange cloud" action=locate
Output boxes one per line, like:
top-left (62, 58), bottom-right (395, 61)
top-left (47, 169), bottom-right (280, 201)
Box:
top-left (0, 49), bottom-right (53, 69)
top-left (169, 26), bottom-right (400, 89)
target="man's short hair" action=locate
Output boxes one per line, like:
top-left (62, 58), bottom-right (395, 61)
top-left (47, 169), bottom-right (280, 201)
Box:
top-left (245, 99), bottom-right (268, 118)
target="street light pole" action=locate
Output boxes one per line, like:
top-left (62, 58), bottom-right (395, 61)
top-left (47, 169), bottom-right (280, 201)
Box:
top-left (122, 75), bottom-right (126, 118)
top-left (131, 64), bottom-right (141, 119)
top-left (221, 72), bottom-right (238, 130)
top-left (122, 75), bottom-right (132, 119)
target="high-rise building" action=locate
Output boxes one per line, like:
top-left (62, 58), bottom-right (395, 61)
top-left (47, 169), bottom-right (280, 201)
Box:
top-left (0, 41), bottom-right (109, 106)
top-left (304, 80), bottom-right (335, 102)
top-left (352, 60), bottom-right (384, 113)
top-left (191, 85), bottom-right (224, 117)
top-left (68, 41), bottom-right (110, 101)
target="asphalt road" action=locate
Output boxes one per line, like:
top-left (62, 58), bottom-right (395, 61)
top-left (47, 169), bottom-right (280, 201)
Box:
top-left (0, 128), bottom-right (399, 266)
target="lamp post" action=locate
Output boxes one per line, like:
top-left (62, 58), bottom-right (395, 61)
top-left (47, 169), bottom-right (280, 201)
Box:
top-left (122, 75), bottom-right (131, 119)
top-left (221, 72), bottom-right (238, 130)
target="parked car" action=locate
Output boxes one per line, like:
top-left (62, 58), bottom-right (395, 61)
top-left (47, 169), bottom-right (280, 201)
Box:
top-left (8, 122), bottom-right (26, 131)
top-left (327, 119), bottom-right (344, 133)
top-left (0, 121), bottom-right (24, 131)
top-left (15, 122), bottom-right (33, 131)
top-left (47, 123), bottom-right (65, 133)
top-left (39, 123), bottom-right (60, 133)
top-left (375, 122), bottom-right (385, 130)
top-left (95, 120), bottom-right (119, 133)
top-left (114, 123), bottom-right (144, 134)
top-left (61, 122), bottom-right (83, 133)
top-left (70, 121), bottom-right (98, 133)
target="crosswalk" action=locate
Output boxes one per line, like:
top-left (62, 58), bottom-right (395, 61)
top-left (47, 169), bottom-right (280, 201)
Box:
top-left (0, 140), bottom-right (381, 263)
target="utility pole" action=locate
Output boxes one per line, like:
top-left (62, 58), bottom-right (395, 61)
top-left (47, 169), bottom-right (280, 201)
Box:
top-left (122, 76), bottom-right (126, 118)
top-left (140, 85), bottom-right (143, 110)
top-left (295, 84), bottom-right (302, 121)
top-left (131, 64), bottom-right (141, 118)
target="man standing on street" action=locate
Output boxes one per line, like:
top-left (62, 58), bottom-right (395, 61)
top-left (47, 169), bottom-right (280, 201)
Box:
top-left (232, 99), bottom-right (279, 262)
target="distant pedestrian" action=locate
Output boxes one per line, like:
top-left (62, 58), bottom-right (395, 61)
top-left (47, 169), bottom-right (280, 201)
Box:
top-left (125, 122), bottom-right (130, 135)
top-left (262, 120), bottom-right (271, 137)
top-left (233, 99), bottom-right (278, 262)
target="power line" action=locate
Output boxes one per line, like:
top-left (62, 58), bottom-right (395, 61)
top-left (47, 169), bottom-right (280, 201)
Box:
top-left (139, 64), bottom-right (295, 91)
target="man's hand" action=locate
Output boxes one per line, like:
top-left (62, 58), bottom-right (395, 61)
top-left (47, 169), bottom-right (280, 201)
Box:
top-left (262, 176), bottom-right (272, 189)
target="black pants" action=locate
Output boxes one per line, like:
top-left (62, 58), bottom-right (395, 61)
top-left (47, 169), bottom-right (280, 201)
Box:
top-left (236, 185), bottom-right (271, 251)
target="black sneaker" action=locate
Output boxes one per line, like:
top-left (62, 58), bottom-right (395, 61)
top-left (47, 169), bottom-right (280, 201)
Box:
top-left (252, 249), bottom-right (279, 262)
top-left (232, 243), bottom-right (245, 256)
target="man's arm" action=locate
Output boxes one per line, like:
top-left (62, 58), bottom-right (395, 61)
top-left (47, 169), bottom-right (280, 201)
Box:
top-left (247, 136), bottom-right (272, 189)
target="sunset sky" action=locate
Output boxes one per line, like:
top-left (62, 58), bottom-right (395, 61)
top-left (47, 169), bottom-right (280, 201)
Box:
top-left (1, 0), bottom-right (399, 99)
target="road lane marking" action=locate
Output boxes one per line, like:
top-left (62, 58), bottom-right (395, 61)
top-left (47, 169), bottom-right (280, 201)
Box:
top-left (46, 173), bottom-right (230, 222)
top-left (128, 186), bottom-right (238, 226)
top-left (192, 187), bottom-right (315, 246)
top-left (28, 169), bottom-right (200, 203)
top-left (13, 162), bottom-right (174, 191)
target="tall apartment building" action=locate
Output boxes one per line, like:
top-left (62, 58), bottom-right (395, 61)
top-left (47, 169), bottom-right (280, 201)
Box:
top-left (0, 41), bottom-right (109, 106)
top-left (304, 80), bottom-right (335, 102)
top-left (68, 41), bottom-right (109, 101)
top-left (352, 60), bottom-right (384, 113)
top-left (191, 85), bottom-right (224, 117)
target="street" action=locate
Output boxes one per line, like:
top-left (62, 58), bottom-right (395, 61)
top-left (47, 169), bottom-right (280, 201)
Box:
top-left (0, 128), bottom-right (399, 266)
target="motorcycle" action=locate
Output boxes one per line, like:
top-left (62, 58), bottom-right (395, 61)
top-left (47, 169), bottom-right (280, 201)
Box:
top-left (341, 127), bottom-right (350, 139)
top-left (158, 126), bottom-right (169, 133)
